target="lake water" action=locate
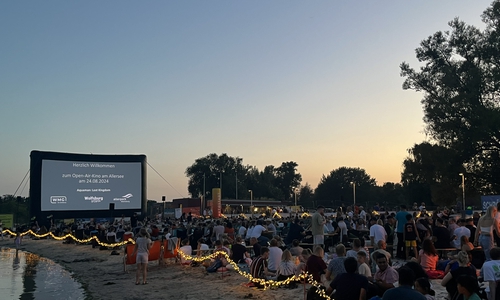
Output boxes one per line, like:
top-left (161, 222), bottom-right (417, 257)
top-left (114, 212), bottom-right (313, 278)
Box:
top-left (0, 248), bottom-right (87, 300)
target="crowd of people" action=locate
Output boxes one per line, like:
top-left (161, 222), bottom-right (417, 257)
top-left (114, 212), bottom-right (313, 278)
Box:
top-left (6, 201), bottom-right (500, 300)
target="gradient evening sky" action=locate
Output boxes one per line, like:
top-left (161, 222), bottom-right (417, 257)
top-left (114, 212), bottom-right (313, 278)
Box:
top-left (0, 1), bottom-right (492, 202)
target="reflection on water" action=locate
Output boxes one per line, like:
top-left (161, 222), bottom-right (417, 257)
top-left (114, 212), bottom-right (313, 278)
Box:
top-left (0, 248), bottom-right (86, 300)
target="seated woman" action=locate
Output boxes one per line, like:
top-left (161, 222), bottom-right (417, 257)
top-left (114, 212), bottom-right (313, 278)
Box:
top-left (417, 239), bottom-right (439, 272)
top-left (277, 249), bottom-right (297, 281)
top-left (460, 235), bottom-right (474, 252)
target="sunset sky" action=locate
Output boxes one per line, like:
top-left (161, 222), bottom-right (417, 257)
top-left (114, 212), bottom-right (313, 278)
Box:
top-left (0, 1), bottom-right (492, 202)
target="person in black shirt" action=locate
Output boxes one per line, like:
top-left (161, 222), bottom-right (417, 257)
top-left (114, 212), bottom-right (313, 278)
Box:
top-left (250, 237), bottom-right (262, 257)
top-left (284, 218), bottom-right (305, 246)
top-left (404, 214), bottom-right (420, 260)
top-left (326, 257), bottom-right (368, 300)
top-left (384, 216), bottom-right (395, 244)
top-left (231, 236), bottom-right (249, 263)
top-left (433, 218), bottom-right (452, 248)
top-left (465, 218), bottom-right (476, 244)
top-left (131, 213), bottom-right (138, 228)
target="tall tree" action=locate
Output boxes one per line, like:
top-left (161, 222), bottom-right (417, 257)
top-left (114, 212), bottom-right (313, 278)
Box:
top-left (400, 1), bottom-right (500, 194)
top-left (314, 167), bottom-right (376, 208)
top-left (401, 142), bottom-right (463, 206)
top-left (274, 161), bottom-right (302, 201)
top-left (185, 153), bottom-right (243, 199)
top-left (298, 183), bottom-right (314, 206)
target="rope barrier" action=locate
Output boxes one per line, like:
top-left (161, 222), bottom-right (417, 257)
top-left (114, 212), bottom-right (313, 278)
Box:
top-left (1, 229), bottom-right (332, 299)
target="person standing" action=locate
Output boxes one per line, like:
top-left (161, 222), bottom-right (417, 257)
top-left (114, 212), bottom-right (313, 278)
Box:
top-left (404, 214), bottom-right (420, 260)
top-left (311, 205), bottom-right (326, 248)
top-left (474, 206), bottom-right (500, 261)
top-left (395, 205), bottom-right (410, 259)
top-left (132, 228), bottom-right (152, 285)
top-left (384, 216), bottom-right (395, 245)
top-left (370, 219), bottom-right (387, 249)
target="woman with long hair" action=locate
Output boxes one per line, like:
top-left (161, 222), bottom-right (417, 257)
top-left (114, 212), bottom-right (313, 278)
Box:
top-left (474, 205), bottom-right (500, 261)
top-left (277, 249), bottom-right (296, 280)
top-left (417, 239), bottom-right (438, 271)
top-left (460, 235), bottom-right (474, 252)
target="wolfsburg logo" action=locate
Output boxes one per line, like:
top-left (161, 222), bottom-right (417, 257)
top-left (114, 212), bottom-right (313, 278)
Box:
top-left (84, 196), bottom-right (104, 203)
top-left (114, 193), bottom-right (133, 203)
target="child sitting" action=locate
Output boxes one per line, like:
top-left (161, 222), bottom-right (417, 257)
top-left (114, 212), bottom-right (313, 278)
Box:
top-left (357, 250), bottom-right (372, 279)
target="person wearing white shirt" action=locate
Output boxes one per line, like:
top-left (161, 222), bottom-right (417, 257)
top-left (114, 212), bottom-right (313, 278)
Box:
top-left (179, 239), bottom-right (193, 264)
top-left (212, 220), bottom-right (225, 241)
top-left (267, 239), bottom-right (282, 274)
top-left (245, 222), bottom-right (255, 241)
top-left (369, 219), bottom-right (387, 249)
top-left (336, 217), bottom-right (348, 244)
top-left (452, 219), bottom-right (471, 249)
top-left (359, 206), bottom-right (366, 221)
top-left (251, 221), bottom-right (269, 245)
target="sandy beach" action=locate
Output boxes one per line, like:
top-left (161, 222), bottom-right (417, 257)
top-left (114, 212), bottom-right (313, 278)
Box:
top-left (0, 237), bottom-right (306, 300)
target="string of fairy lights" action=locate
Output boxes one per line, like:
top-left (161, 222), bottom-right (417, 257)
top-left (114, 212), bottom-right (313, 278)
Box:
top-left (1, 229), bottom-right (332, 299)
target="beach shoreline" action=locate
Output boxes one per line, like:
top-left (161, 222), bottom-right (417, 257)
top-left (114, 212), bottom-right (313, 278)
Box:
top-left (0, 237), bottom-right (304, 300)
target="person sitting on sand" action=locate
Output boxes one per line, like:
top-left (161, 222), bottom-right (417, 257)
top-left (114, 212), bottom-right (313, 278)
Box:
top-left (132, 228), bottom-right (152, 285)
top-left (246, 247), bottom-right (272, 288)
top-left (306, 246), bottom-right (328, 283)
top-left (277, 249), bottom-right (296, 280)
top-left (250, 237), bottom-right (261, 257)
top-left (456, 274), bottom-right (481, 300)
top-left (179, 239), bottom-right (192, 265)
top-left (196, 238), bottom-right (210, 257)
top-left (289, 239), bottom-right (303, 257)
top-left (326, 257), bottom-right (369, 300)
top-left (296, 248), bottom-right (312, 276)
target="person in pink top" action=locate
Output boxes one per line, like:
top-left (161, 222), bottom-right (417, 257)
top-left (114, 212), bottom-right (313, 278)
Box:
top-left (417, 239), bottom-right (438, 271)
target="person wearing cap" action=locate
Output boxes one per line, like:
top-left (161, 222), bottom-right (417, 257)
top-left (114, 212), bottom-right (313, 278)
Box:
top-left (311, 206), bottom-right (326, 248)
